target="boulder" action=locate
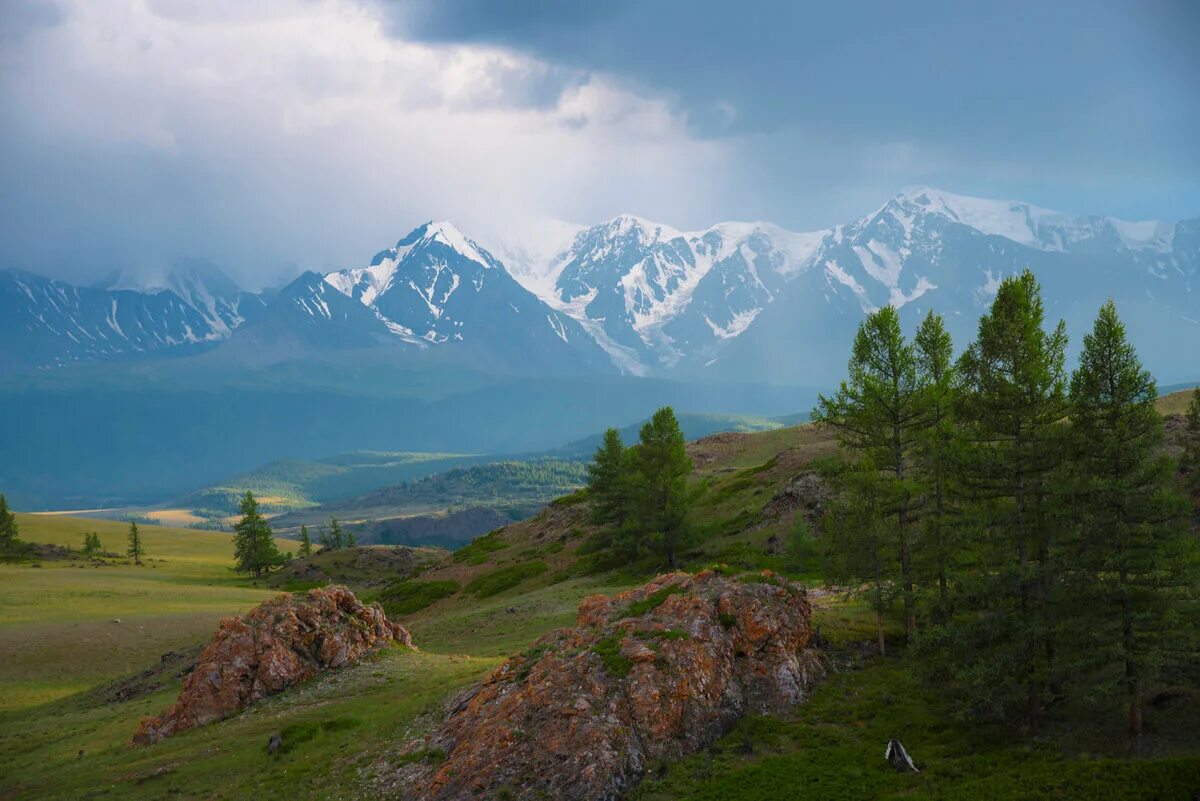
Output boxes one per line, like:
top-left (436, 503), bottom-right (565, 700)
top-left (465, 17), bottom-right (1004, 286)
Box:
top-left (396, 570), bottom-right (821, 801)
top-left (133, 585), bottom-right (411, 744)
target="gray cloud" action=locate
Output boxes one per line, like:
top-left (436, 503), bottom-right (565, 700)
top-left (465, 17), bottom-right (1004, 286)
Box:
top-left (0, 0), bottom-right (1196, 290)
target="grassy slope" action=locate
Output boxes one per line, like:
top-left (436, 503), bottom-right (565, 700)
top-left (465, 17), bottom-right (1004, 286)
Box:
top-left (0, 515), bottom-right (287, 711)
top-left (2, 417), bottom-right (1198, 799)
top-left (1156, 386), bottom-right (1197, 416)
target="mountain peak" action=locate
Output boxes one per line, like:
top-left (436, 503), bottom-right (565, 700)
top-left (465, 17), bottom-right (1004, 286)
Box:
top-left (601, 214), bottom-right (684, 244)
top-left (393, 220), bottom-right (492, 268)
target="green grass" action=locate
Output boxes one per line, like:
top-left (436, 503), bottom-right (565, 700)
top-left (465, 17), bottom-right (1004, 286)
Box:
top-left (465, 561), bottom-right (549, 598)
top-left (378, 579), bottom-right (460, 615)
top-left (619, 584), bottom-right (685, 618)
top-left (451, 529), bottom-right (510, 565)
top-left (592, 635), bottom-right (632, 677)
top-left (0, 514), bottom-right (286, 711)
top-left (633, 653), bottom-right (1200, 800)
top-left (0, 648), bottom-right (495, 800)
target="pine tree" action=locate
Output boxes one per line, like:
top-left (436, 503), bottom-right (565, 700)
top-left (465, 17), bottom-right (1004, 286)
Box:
top-left (951, 269), bottom-right (1070, 727)
top-left (912, 311), bottom-right (962, 622)
top-left (631, 407), bottom-right (693, 569)
top-left (233, 492), bottom-right (283, 577)
top-left (127, 521), bottom-right (144, 565)
top-left (298, 525), bottom-right (313, 558)
top-left (0, 494), bottom-right (19, 555)
top-left (588, 428), bottom-right (630, 527)
top-left (814, 306), bottom-right (923, 634)
top-left (821, 459), bottom-right (899, 654)
top-left (1066, 300), bottom-right (1194, 740)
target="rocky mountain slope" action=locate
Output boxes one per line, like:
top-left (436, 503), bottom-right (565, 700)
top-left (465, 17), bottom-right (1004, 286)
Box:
top-left (3, 189), bottom-right (1195, 382)
top-left (509, 188), bottom-right (1198, 384)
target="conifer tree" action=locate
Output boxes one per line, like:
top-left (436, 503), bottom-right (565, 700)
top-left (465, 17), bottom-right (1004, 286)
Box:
top-left (632, 407), bottom-right (692, 569)
top-left (325, 517), bottom-right (344, 550)
top-left (1066, 300), bottom-right (1194, 739)
top-left (233, 492), bottom-right (283, 577)
top-left (814, 306), bottom-right (923, 634)
top-left (1181, 387), bottom-right (1200, 490)
top-left (298, 525), bottom-right (313, 558)
top-left (912, 311), bottom-right (962, 621)
top-left (0, 494), bottom-right (19, 555)
top-left (822, 459), bottom-right (898, 654)
top-left (951, 269), bottom-right (1069, 727)
top-left (127, 521), bottom-right (144, 565)
top-left (346, 529), bottom-right (356, 548)
top-left (588, 428), bottom-right (631, 527)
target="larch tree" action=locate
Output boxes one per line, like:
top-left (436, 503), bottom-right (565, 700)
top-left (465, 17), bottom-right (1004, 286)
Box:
top-left (912, 311), bottom-right (962, 622)
top-left (233, 491), bottom-right (283, 577)
top-left (632, 407), bottom-right (693, 570)
top-left (813, 305), bottom-right (924, 635)
top-left (953, 269), bottom-right (1070, 727)
top-left (0, 494), bottom-right (19, 555)
top-left (1066, 299), bottom-right (1194, 740)
top-left (127, 521), bottom-right (145, 565)
top-left (587, 428), bottom-right (631, 527)
top-left (821, 458), bottom-right (899, 655)
top-left (298, 525), bottom-right (313, 558)
top-left (1181, 387), bottom-right (1200, 490)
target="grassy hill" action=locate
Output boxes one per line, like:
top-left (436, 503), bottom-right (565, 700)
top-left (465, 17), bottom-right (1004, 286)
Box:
top-left (269, 459), bottom-right (589, 536)
top-left (174, 450), bottom-right (487, 519)
top-left (1, 418), bottom-right (1197, 800)
top-left (1156, 385), bottom-right (1198, 416)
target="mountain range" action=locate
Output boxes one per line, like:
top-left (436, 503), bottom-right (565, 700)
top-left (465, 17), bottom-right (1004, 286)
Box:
top-left (2, 187), bottom-right (1196, 383)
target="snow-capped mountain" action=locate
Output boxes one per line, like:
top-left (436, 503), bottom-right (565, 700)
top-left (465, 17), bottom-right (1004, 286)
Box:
top-left (693, 187), bottom-right (1199, 384)
top-left (2, 189), bottom-right (1195, 382)
top-left (531, 215), bottom-right (825, 373)
top-left (237, 221), bottom-right (614, 374)
top-left (0, 268), bottom-right (225, 369)
top-left (95, 260), bottom-right (266, 336)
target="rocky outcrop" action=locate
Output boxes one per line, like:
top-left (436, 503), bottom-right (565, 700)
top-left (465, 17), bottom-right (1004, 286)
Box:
top-left (395, 570), bottom-right (820, 801)
top-left (134, 586), bottom-right (411, 744)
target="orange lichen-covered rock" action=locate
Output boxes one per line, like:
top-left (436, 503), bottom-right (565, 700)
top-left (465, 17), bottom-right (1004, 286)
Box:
top-left (397, 570), bottom-right (821, 801)
top-left (133, 585), bottom-right (411, 744)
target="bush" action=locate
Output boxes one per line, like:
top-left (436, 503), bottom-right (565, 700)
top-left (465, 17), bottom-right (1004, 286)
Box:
top-left (592, 635), bottom-right (632, 677)
top-left (620, 584), bottom-right (685, 618)
top-left (452, 529), bottom-right (510, 565)
top-left (378, 579), bottom-right (460, 615)
top-left (465, 561), bottom-right (548, 598)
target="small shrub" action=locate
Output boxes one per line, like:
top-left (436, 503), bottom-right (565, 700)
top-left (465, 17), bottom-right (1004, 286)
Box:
top-left (452, 530), bottom-right (510, 565)
top-left (549, 488), bottom-right (590, 507)
top-left (465, 561), bottom-right (548, 598)
top-left (378, 579), bottom-right (460, 615)
top-left (592, 635), bottom-right (632, 677)
top-left (275, 717), bottom-right (361, 755)
top-left (620, 584), bottom-right (686, 618)
top-left (393, 747), bottom-right (446, 766)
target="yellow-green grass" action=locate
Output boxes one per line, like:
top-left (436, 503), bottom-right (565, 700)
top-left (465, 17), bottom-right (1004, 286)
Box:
top-left (0, 514), bottom-right (287, 710)
top-left (1157, 386), bottom-right (1198, 416)
top-left (0, 647), bottom-right (496, 801)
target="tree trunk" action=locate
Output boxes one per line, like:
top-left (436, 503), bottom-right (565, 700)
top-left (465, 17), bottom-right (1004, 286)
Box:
top-left (876, 609), bottom-right (887, 656)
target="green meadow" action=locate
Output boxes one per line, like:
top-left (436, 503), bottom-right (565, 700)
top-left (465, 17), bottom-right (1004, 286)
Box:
top-left (0, 514), bottom-right (284, 710)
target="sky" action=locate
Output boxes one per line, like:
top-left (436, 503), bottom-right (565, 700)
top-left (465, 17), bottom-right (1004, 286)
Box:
top-left (0, 0), bottom-right (1197, 289)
